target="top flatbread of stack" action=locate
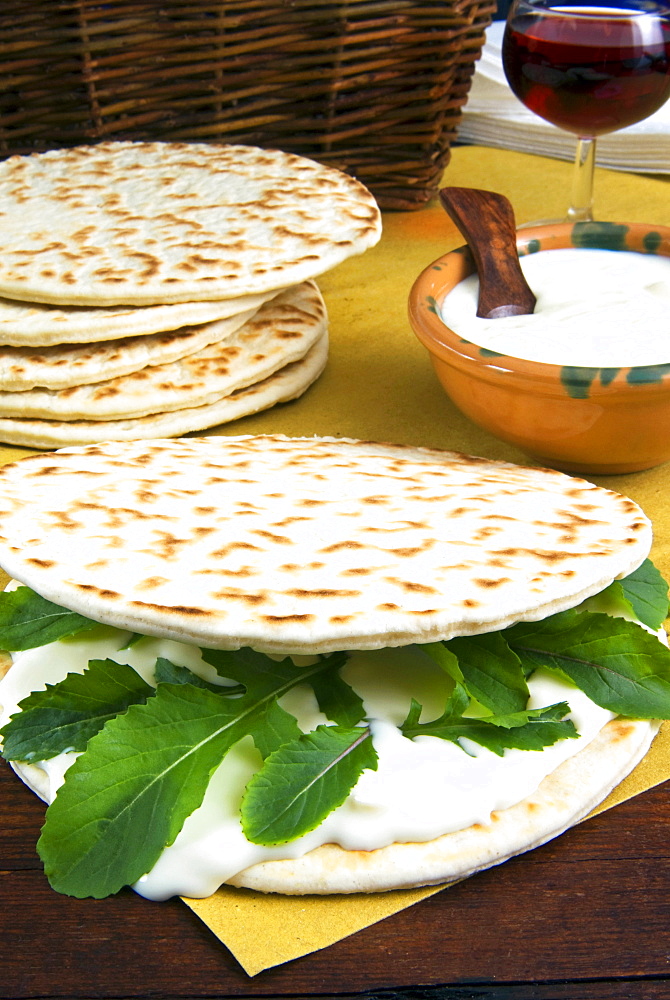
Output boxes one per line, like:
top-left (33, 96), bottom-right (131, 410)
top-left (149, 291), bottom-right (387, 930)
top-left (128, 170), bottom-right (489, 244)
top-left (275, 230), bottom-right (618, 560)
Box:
top-left (0, 435), bottom-right (651, 654)
top-left (0, 141), bottom-right (382, 306)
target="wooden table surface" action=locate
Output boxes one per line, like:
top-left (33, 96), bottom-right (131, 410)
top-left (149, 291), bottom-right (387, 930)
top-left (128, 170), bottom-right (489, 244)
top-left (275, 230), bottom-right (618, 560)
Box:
top-left (2, 757), bottom-right (669, 999)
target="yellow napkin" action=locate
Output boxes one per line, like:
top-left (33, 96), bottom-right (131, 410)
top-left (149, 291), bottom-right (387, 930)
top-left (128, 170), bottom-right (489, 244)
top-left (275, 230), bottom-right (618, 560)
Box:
top-left (2, 145), bottom-right (669, 977)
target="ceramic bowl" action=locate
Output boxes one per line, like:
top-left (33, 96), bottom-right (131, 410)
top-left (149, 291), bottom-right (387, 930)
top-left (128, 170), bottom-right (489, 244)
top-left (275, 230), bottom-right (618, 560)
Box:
top-left (408, 220), bottom-right (670, 475)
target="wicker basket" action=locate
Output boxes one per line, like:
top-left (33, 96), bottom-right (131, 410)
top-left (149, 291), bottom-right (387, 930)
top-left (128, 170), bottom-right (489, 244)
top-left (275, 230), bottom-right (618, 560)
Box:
top-left (0, 0), bottom-right (495, 210)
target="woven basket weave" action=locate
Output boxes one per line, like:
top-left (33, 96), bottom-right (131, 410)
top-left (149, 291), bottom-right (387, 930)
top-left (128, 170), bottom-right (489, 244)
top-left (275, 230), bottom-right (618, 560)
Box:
top-left (0, 0), bottom-right (495, 210)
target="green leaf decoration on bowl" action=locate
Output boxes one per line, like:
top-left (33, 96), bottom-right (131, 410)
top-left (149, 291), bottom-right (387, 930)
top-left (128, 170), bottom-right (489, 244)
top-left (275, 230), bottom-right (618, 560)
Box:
top-left (627, 364), bottom-right (670, 386)
top-left (519, 238), bottom-right (541, 257)
top-left (561, 367), bottom-right (621, 399)
top-left (571, 221), bottom-right (630, 251)
top-left (643, 230), bottom-right (663, 253)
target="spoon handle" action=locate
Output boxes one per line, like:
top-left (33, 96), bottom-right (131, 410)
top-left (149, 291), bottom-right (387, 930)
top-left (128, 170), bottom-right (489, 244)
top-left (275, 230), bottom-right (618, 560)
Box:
top-left (439, 187), bottom-right (537, 319)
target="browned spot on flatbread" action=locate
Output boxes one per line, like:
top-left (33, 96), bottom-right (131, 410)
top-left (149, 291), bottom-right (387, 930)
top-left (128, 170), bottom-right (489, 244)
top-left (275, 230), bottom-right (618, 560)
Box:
top-left (129, 600), bottom-right (214, 617)
top-left (192, 527), bottom-right (216, 538)
top-left (137, 576), bottom-right (170, 590)
top-left (285, 588), bottom-right (361, 599)
top-left (213, 590), bottom-right (267, 605)
top-left (385, 577), bottom-right (438, 595)
top-left (493, 547), bottom-right (605, 563)
top-left (252, 530), bottom-right (292, 544)
top-left (319, 540), bottom-right (365, 553)
top-left (606, 719), bottom-right (637, 743)
top-left (387, 543), bottom-right (435, 557)
top-left (211, 542), bottom-right (262, 558)
top-left (74, 583), bottom-right (121, 599)
top-left (271, 517), bottom-right (313, 527)
top-left (261, 614), bottom-right (315, 624)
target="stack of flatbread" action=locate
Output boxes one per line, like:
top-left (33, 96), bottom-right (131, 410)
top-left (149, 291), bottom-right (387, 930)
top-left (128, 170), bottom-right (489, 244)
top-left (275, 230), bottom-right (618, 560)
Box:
top-left (0, 142), bottom-right (382, 448)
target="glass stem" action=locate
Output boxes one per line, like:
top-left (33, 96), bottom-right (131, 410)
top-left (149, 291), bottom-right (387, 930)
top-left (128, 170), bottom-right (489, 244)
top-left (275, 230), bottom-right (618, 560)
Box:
top-left (566, 136), bottom-right (596, 222)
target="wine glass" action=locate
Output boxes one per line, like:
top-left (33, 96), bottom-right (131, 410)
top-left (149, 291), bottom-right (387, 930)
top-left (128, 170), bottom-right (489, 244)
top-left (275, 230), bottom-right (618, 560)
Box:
top-left (502, 0), bottom-right (670, 222)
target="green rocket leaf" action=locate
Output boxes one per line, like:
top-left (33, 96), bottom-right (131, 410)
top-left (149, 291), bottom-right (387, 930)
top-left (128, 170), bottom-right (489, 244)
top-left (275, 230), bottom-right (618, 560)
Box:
top-left (242, 725), bottom-right (377, 845)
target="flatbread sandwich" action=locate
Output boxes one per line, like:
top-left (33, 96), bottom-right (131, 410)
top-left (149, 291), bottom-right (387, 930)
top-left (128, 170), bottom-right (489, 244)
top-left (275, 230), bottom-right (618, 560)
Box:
top-left (0, 435), bottom-right (668, 901)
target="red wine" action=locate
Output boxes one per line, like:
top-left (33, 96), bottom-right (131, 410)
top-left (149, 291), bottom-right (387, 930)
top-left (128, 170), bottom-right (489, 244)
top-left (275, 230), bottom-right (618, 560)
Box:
top-left (503, 9), bottom-right (670, 135)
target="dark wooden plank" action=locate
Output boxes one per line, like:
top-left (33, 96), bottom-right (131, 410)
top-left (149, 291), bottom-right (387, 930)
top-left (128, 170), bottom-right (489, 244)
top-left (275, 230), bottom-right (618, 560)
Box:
top-left (0, 759), bottom-right (45, 867)
top-left (2, 751), bottom-right (669, 999)
top-left (288, 985), bottom-right (670, 1000)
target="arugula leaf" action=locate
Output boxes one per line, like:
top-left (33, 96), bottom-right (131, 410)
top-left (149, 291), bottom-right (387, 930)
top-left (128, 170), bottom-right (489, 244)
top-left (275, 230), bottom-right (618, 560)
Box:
top-left (619, 558), bottom-right (669, 631)
top-left (241, 725), bottom-right (377, 845)
top-left (1, 659), bottom-right (154, 761)
top-left (154, 657), bottom-right (244, 696)
top-left (420, 641), bottom-right (463, 683)
top-left (482, 701), bottom-right (574, 729)
top-left (582, 559), bottom-right (669, 632)
top-left (401, 686), bottom-right (578, 756)
top-left (0, 586), bottom-right (99, 651)
top-left (309, 653), bottom-right (366, 727)
top-left (37, 652), bottom-right (349, 897)
top-left (504, 609), bottom-right (670, 718)
top-left (201, 648), bottom-right (349, 758)
top-left (119, 633), bottom-right (146, 649)
top-left (442, 632), bottom-right (530, 715)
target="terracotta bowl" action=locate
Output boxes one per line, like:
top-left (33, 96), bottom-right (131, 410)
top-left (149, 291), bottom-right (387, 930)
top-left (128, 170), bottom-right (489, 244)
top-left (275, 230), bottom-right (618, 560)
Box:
top-left (408, 220), bottom-right (670, 475)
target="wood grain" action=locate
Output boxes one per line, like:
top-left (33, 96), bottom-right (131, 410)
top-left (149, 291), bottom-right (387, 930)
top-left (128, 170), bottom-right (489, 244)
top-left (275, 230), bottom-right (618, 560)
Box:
top-left (1, 759), bottom-right (668, 999)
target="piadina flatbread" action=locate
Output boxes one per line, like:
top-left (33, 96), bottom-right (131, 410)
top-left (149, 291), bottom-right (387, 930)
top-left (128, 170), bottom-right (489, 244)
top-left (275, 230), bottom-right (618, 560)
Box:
top-left (0, 288), bottom-right (278, 348)
top-left (0, 436), bottom-right (650, 650)
top-left (0, 436), bottom-right (665, 900)
top-left (0, 280), bottom-right (325, 417)
top-left (0, 335), bottom-right (328, 448)
top-left (0, 300), bottom-right (265, 391)
top-left (0, 142), bottom-right (382, 306)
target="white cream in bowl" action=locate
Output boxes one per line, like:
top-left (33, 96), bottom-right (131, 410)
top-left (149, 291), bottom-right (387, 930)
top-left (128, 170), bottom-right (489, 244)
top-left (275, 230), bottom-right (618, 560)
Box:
top-left (438, 248), bottom-right (670, 367)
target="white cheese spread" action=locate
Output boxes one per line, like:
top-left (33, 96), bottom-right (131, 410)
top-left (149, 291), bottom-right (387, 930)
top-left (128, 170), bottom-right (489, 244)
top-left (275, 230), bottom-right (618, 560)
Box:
top-left (439, 248), bottom-right (670, 367)
top-left (0, 628), bottom-right (613, 900)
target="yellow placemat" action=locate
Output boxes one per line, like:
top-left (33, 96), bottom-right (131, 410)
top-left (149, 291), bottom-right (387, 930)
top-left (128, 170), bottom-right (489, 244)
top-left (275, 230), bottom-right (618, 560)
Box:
top-left (2, 145), bottom-right (669, 977)
top-left (183, 883), bottom-right (452, 977)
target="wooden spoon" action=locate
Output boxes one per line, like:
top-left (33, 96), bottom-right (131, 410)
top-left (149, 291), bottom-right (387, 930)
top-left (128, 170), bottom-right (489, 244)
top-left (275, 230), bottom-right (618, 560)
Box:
top-left (439, 187), bottom-right (537, 319)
